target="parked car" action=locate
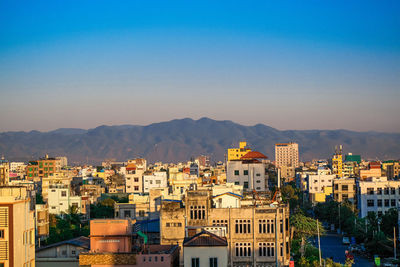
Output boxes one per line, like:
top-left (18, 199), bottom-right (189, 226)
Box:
top-left (342, 237), bottom-right (350, 245)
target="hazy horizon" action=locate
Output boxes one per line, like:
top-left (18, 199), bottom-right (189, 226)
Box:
top-left (1, 1), bottom-right (399, 132)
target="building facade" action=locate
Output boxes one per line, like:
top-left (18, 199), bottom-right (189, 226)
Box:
top-left (275, 142), bottom-right (299, 168)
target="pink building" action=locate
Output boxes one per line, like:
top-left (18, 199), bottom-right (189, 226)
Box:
top-left (80, 219), bottom-right (179, 267)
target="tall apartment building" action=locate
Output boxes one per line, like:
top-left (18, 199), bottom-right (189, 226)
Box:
top-left (331, 145), bottom-right (343, 177)
top-left (227, 141), bottom-right (252, 161)
top-left (0, 186), bottom-right (35, 267)
top-left (357, 177), bottom-right (400, 218)
top-left (160, 189), bottom-right (291, 267)
top-left (307, 167), bottom-right (335, 203)
top-left (48, 184), bottom-right (89, 219)
top-left (387, 162), bottom-right (400, 179)
top-left (226, 151), bottom-right (269, 192)
top-left (275, 142), bottom-right (299, 168)
top-left (0, 159), bottom-right (9, 185)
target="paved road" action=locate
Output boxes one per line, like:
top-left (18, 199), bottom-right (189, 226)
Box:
top-left (318, 234), bottom-right (374, 267)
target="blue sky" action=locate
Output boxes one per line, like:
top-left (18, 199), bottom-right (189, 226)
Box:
top-left (0, 0), bottom-right (399, 132)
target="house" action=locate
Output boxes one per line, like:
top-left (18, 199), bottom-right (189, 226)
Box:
top-left (36, 236), bottom-right (90, 267)
top-left (183, 231), bottom-right (228, 267)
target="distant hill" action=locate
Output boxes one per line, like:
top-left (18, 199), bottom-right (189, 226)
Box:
top-left (1, 118), bottom-right (399, 165)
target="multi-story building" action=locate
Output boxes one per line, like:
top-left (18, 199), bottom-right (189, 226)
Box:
top-left (160, 189), bottom-right (291, 267)
top-left (0, 159), bottom-right (9, 185)
top-left (26, 155), bottom-right (61, 180)
top-left (333, 178), bottom-right (356, 204)
top-left (125, 159), bottom-right (146, 194)
top-left (227, 141), bottom-right (252, 161)
top-left (331, 146), bottom-right (343, 177)
top-left (226, 151), bottom-right (269, 192)
top-left (41, 174), bottom-right (72, 200)
top-left (386, 162), bottom-right (400, 180)
top-left (307, 167), bottom-right (335, 203)
top-left (48, 184), bottom-right (88, 218)
top-left (35, 203), bottom-right (50, 241)
top-left (143, 171), bottom-right (168, 193)
top-left (275, 142), bottom-right (299, 169)
top-left (357, 176), bottom-right (400, 218)
top-left (0, 186), bottom-right (35, 267)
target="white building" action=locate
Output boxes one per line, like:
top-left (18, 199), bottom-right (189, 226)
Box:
top-left (212, 192), bottom-right (242, 208)
top-left (48, 184), bottom-right (84, 215)
top-left (357, 176), bottom-right (400, 218)
top-left (183, 231), bottom-right (228, 267)
top-left (143, 171), bottom-right (168, 193)
top-left (307, 167), bottom-right (335, 194)
top-left (275, 142), bottom-right (299, 168)
top-left (226, 152), bottom-right (269, 192)
top-left (125, 159), bottom-right (146, 194)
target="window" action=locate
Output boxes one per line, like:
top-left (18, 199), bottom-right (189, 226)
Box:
top-left (212, 220), bottom-right (228, 233)
top-left (209, 257), bottom-right (218, 267)
top-left (342, 194), bottom-right (348, 200)
top-left (367, 200), bottom-right (374, 207)
top-left (161, 256), bottom-right (164, 261)
top-left (166, 223), bottom-right (170, 227)
top-left (134, 186), bottom-right (139, 191)
top-left (235, 242), bottom-right (251, 257)
top-left (256, 173), bottom-right (261, 176)
top-left (385, 199), bottom-right (390, 207)
top-left (190, 206), bottom-right (206, 220)
top-left (377, 200), bottom-right (382, 207)
top-left (0, 230), bottom-right (4, 238)
top-left (391, 199), bottom-right (396, 207)
top-left (391, 188), bottom-right (396, 195)
top-left (342, 185), bottom-right (348, 191)
top-left (235, 219), bottom-right (251, 234)
top-left (134, 178), bottom-right (139, 182)
top-left (367, 188), bottom-right (374, 195)
top-left (256, 180), bottom-right (261, 183)
top-left (139, 210), bottom-right (145, 217)
top-left (61, 191), bottom-right (67, 197)
top-left (155, 256), bottom-right (158, 262)
top-left (234, 170), bottom-right (239, 176)
top-left (259, 242), bottom-right (275, 257)
top-left (334, 184), bottom-right (338, 190)
top-left (243, 182), bottom-right (249, 189)
top-left (377, 188), bottom-right (382, 195)
top-left (71, 250), bottom-right (76, 255)
top-left (384, 188), bottom-right (389, 195)
top-left (191, 258), bottom-right (200, 267)
top-left (156, 180), bottom-right (161, 184)
top-left (244, 170), bottom-right (248, 175)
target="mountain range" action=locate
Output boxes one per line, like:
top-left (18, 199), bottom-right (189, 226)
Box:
top-left (1, 118), bottom-right (399, 165)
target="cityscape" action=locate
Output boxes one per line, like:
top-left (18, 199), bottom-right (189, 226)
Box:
top-left (1, 141), bottom-right (400, 266)
top-left (1, 1), bottom-right (399, 267)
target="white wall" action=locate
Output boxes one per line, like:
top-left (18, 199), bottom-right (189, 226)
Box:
top-left (184, 246), bottom-right (228, 267)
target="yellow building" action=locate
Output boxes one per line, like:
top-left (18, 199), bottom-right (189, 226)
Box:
top-left (0, 159), bottom-right (9, 185)
top-left (227, 141), bottom-right (252, 161)
top-left (310, 186), bottom-right (333, 203)
top-left (0, 186), bottom-right (36, 267)
top-left (332, 146), bottom-right (343, 177)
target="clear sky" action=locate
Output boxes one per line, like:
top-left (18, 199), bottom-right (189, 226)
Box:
top-left (0, 0), bottom-right (399, 132)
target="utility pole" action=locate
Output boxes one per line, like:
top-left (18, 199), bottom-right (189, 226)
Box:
top-left (394, 227), bottom-right (397, 260)
top-left (317, 219), bottom-right (322, 267)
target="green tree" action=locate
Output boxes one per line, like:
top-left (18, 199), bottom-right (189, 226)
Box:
top-left (291, 212), bottom-right (325, 257)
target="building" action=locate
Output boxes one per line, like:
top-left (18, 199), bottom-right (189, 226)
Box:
top-left (226, 151), bottom-right (269, 192)
top-left (48, 184), bottom-right (88, 218)
top-left (160, 189), bottom-right (291, 267)
top-left (331, 145), bottom-right (343, 177)
top-left (307, 167), bottom-right (335, 203)
top-left (26, 155), bottom-right (61, 180)
top-left (0, 159), bottom-right (9, 185)
top-left (333, 178), bottom-right (356, 204)
top-left (35, 236), bottom-right (89, 267)
top-left (360, 162), bottom-right (382, 179)
top-left (0, 186), bottom-right (35, 267)
top-left (357, 176), bottom-right (400, 218)
top-left (79, 219), bottom-right (180, 267)
top-left (35, 204), bottom-right (50, 241)
top-left (275, 142), bottom-right (299, 169)
top-left (125, 160), bottom-right (146, 194)
top-left (183, 231), bottom-right (228, 267)
top-left (386, 162), bottom-right (400, 180)
top-left (143, 171), bottom-right (168, 193)
top-left (227, 142), bottom-right (252, 162)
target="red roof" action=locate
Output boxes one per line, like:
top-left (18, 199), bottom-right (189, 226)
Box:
top-left (240, 151), bottom-right (268, 159)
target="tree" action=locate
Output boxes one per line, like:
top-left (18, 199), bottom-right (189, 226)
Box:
top-left (291, 212), bottom-right (325, 257)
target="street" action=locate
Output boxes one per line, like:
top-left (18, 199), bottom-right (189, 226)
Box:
top-left (318, 234), bottom-right (374, 267)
